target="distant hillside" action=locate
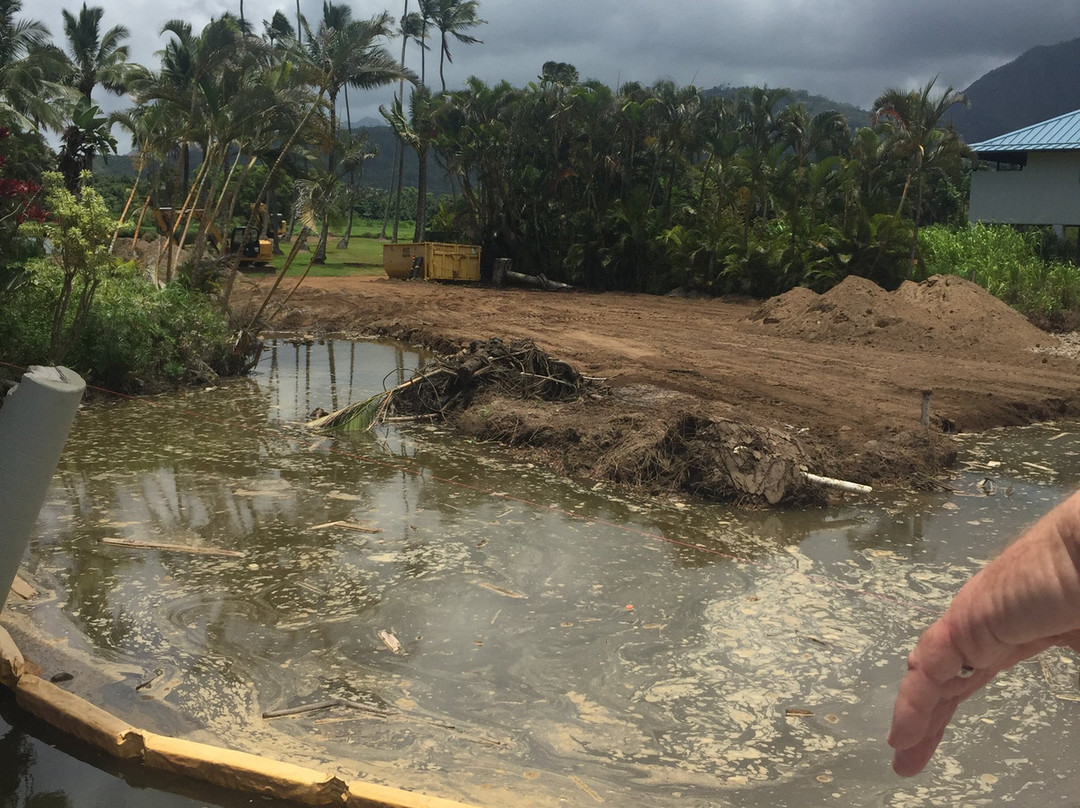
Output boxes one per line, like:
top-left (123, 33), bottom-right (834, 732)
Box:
top-left (96, 126), bottom-right (454, 196)
top-left (354, 125), bottom-right (452, 196)
top-left (946, 36), bottom-right (1080, 143)
top-left (703, 85), bottom-right (872, 129)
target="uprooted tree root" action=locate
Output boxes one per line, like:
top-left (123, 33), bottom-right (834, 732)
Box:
top-left (391, 338), bottom-right (588, 418)
top-left (308, 338), bottom-right (591, 433)
top-left (455, 401), bottom-right (827, 506)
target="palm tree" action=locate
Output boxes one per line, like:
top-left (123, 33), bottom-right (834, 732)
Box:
top-left (133, 14), bottom-right (271, 275)
top-left (59, 3), bottom-right (131, 102)
top-left (420, 0), bottom-right (484, 92)
top-left (299, 6), bottom-right (414, 262)
top-left (263, 11), bottom-right (294, 49)
top-left (383, 3), bottom-right (427, 241)
top-left (0, 0), bottom-right (68, 130)
top-left (54, 4), bottom-right (134, 190)
top-left (381, 85), bottom-right (437, 241)
top-left (873, 77), bottom-right (970, 269)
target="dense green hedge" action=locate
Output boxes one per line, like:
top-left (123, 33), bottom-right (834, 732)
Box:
top-left (918, 224), bottom-right (1080, 320)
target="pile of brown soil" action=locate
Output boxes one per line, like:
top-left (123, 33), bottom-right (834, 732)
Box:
top-left (750, 274), bottom-right (1055, 356)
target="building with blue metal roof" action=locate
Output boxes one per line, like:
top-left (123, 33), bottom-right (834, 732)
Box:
top-left (968, 109), bottom-right (1080, 230)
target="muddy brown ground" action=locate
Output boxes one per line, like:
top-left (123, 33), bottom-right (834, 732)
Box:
top-left (238, 271), bottom-right (1080, 505)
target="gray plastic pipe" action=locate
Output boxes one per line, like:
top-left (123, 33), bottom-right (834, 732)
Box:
top-left (0, 366), bottom-right (85, 613)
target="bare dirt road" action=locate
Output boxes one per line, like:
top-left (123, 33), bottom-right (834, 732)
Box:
top-left (240, 271), bottom-right (1080, 505)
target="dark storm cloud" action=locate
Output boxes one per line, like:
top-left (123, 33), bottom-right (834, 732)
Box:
top-left (443, 0), bottom-right (1080, 108)
top-left (29, 0), bottom-right (1080, 115)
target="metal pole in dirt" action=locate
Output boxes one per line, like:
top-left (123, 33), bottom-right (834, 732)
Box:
top-left (0, 366), bottom-right (84, 613)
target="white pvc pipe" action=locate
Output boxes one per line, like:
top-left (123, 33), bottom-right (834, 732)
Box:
top-left (0, 366), bottom-right (85, 613)
top-left (801, 471), bottom-right (873, 495)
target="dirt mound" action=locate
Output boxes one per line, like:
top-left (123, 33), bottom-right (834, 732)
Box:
top-left (749, 274), bottom-right (1056, 357)
top-left (111, 236), bottom-right (190, 279)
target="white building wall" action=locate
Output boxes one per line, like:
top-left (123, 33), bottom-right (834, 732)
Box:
top-left (969, 151), bottom-right (1080, 226)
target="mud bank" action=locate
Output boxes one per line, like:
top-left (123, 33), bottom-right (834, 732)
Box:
top-left (242, 272), bottom-right (1080, 505)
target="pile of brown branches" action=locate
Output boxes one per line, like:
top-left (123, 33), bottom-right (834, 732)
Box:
top-left (308, 338), bottom-right (587, 433)
top-left (391, 338), bottom-right (585, 420)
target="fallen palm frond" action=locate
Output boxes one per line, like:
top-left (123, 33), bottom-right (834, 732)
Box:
top-left (306, 389), bottom-right (387, 432)
top-left (307, 338), bottom-right (590, 434)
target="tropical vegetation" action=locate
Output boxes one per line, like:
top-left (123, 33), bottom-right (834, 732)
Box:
top-left (1, 0), bottom-right (1079, 394)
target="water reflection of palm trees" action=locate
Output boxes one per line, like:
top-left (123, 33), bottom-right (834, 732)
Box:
top-left (0, 711), bottom-right (72, 808)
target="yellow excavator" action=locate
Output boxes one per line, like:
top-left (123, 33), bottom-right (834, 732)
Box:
top-left (154, 204), bottom-right (280, 266)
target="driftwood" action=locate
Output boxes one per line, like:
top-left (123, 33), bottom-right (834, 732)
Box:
top-left (503, 270), bottom-right (572, 291)
top-left (491, 258), bottom-right (572, 291)
top-left (101, 538), bottom-right (244, 558)
top-left (262, 701), bottom-right (343, 719)
top-left (308, 521), bottom-right (382, 534)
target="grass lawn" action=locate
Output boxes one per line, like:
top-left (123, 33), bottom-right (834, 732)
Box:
top-left (265, 219), bottom-right (416, 277)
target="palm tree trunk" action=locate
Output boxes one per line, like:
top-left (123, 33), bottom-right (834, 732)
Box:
top-left (439, 32), bottom-right (447, 92)
top-left (380, 136), bottom-right (401, 239)
top-left (221, 99), bottom-right (323, 312)
top-left (131, 193), bottom-right (151, 251)
top-left (109, 163), bottom-right (145, 253)
top-left (908, 175), bottom-right (925, 275)
top-left (392, 137), bottom-right (406, 242)
top-left (416, 148), bottom-right (428, 242)
top-left (338, 86), bottom-right (354, 249)
top-left (391, 1), bottom-right (410, 243)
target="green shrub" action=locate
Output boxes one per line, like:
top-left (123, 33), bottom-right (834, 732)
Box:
top-left (68, 277), bottom-right (230, 392)
top-left (0, 269), bottom-right (232, 393)
top-left (918, 223), bottom-right (1080, 318)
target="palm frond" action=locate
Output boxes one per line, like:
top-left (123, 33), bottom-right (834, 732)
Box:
top-left (307, 389), bottom-right (388, 432)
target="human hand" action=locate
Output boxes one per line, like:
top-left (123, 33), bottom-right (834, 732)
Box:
top-left (888, 491), bottom-right (1080, 776)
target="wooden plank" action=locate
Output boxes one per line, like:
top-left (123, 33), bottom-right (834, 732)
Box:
top-left (9, 575), bottom-right (35, 600)
top-left (101, 538), bottom-right (243, 558)
top-left (308, 521), bottom-right (382, 534)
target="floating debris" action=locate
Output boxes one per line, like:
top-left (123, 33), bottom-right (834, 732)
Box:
top-left (308, 520), bottom-right (382, 533)
top-left (378, 630), bottom-right (403, 655)
top-left (475, 581), bottom-right (527, 599)
top-left (101, 537), bottom-right (243, 558)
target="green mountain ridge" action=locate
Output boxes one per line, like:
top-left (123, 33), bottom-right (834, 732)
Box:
top-left (945, 36), bottom-right (1080, 143)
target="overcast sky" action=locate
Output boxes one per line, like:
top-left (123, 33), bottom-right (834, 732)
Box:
top-left (26, 0), bottom-right (1080, 145)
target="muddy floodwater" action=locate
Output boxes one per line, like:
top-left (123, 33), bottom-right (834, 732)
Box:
top-left (6, 338), bottom-right (1080, 807)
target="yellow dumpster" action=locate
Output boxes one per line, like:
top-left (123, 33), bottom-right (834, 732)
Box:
top-left (423, 242), bottom-right (481, 281)
top-left (383, 242), bottom-right (482, 282)
top-left (382, 242), bottom-right (417, 280)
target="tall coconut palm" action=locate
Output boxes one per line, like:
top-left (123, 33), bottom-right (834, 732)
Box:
top-left (299, 6), bottom-right (414, 262)
top-left (59, 3), bottom-right (131, 102)
top-left (0, 0), bottom-right (68, 130)
top-left (54, 4), bottom-right (134, 190)
top-left (383, 3), bottom-right (427, 241)
top-left (381, 85), bottom-right (437, 241)
top-left (420, 0), bottom-right (484, 92)
top-left (873, 77), bottom-right (970, 269)
top-left (133, 14), bottom-right (270, 275)
top-left (263, 11), bottom-right (294, 50)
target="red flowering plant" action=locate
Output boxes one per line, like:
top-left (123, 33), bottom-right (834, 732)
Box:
top-left (0, 126), bottom-right (48, 291)
top-left (0, 127), bottom-right (45, 223)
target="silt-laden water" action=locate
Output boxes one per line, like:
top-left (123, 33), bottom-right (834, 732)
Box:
top-left (5, 338), bottom-right (1080, 807)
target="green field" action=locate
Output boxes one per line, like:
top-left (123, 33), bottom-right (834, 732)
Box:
top-left (267, 219), bottom-right (416, 277)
